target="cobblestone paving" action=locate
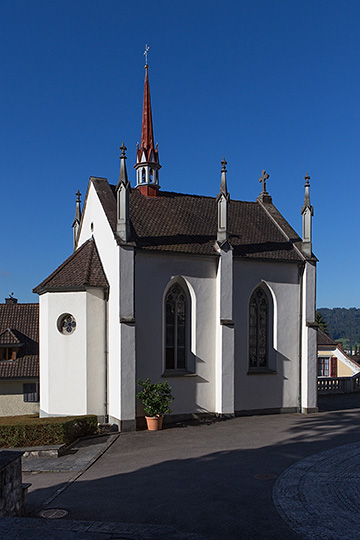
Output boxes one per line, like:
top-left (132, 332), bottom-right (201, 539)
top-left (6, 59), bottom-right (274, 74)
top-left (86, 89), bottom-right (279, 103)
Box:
top-left (273, 441), bottom-right (360, 540)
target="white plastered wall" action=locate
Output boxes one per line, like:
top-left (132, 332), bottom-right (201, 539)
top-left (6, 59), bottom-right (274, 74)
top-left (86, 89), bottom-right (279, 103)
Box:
top-left (135, 251), bottom-right (217, 416)
top-left (77, 180), bottom-right (122, 424)
top-left (215, 247), bottom-right (235, 415)
top-left (233, 259), bottom-right (301, 412)
top-left (301, 262), bottom-right (318, 412)
top-left (39, 289), bottom-right (106, 418)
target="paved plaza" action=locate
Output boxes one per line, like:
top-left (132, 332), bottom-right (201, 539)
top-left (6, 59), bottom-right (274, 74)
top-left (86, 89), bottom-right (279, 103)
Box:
top-left (2, 393), bottom-right (360, 539)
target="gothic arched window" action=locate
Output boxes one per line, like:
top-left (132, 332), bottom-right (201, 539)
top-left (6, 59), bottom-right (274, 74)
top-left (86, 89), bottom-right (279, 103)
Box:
top-left (142, 168), bottom-right (146, 183)
top-left (249, 287), bottom-right (268, 369)
top-left (165, 283), bottom-right (187, 370)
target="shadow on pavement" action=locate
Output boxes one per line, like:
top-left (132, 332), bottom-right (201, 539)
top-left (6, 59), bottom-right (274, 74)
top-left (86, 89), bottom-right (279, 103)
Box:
top-left (24, 406), bottom-right (360, 540)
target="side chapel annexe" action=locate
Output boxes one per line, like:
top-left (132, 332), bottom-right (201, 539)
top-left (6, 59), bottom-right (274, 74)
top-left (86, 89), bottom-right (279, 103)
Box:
top-left (34, 61), bottom-right (318, 430)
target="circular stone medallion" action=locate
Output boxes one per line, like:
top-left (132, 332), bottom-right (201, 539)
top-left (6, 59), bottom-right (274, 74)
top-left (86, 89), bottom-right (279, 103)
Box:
top-left (39, 508), bottom-right (69, 519)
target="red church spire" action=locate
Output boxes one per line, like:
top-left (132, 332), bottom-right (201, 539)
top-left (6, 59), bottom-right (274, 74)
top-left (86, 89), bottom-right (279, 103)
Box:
top-left (135, 46), bottom-right (161, 197)
top-left (139, 66), bottom-right (155, 159)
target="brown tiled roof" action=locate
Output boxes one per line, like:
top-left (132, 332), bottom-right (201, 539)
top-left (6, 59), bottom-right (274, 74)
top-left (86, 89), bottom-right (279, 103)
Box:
top-left (0, 303), bottom-right (39, 378)
top-left (0, 356), bottom-right (39, 378)
top-left (90, 178), bottom-right (310, 261)
top-left (34, 238), bottom-right (109, 294)
top-left (0, 328), bottom-right (22, 346)
top-left (317, 329), bottom-right (336, 347)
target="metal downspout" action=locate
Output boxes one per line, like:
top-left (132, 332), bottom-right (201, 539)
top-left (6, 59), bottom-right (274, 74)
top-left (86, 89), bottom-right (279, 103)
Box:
top-left (104, 293), bottom-right (109, 424)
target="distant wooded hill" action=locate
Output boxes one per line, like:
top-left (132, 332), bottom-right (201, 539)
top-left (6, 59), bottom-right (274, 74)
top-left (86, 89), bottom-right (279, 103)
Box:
top-left (317, 308), bottom-right (360, 345)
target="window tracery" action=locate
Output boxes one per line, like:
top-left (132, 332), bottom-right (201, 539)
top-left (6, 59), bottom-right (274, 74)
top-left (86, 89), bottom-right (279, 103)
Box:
top-left (249, 287), bottom-right (268, 369)
top-left (165, 283), bottom-right (187, 370)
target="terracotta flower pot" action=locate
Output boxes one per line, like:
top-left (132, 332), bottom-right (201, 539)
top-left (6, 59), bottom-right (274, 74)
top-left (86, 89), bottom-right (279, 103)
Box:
top-left (145, 415), bottom-right (164, 431)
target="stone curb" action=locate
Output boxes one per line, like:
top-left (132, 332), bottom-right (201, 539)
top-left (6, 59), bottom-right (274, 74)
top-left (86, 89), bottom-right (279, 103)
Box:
top-left (40, 434), bottom-right (120, 508)
top-left (0, 516), bottom-right (205, 539)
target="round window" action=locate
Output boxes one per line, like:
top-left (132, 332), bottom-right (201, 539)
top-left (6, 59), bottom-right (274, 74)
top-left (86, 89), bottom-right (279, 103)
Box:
top-left (57, 313), bottom-right (77, 335)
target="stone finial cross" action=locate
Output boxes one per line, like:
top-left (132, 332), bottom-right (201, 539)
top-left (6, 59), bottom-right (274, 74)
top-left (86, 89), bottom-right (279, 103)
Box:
top-left (221, 157), bottom-right (227, 172)
top-left (304, 171), bottom-right (310, 186)
top-left (259, 170), bottom-right (269, 193)
top-left (144, 44), bottom-right (150, 66)
top-left (75, 189), bottom-right (81, 203)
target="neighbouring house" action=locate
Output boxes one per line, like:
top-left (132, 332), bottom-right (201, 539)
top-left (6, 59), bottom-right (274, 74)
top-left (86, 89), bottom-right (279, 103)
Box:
top-left (318, 329), bottom-right (360, 378)
top-left (33, 63), bottom-right (318, 430)
top-left (0, 296), bottom-right (39, 416)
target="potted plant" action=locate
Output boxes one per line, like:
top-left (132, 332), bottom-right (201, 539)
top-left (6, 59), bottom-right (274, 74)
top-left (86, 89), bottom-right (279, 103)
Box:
top-left (136, 378), bottom-right (174, 431)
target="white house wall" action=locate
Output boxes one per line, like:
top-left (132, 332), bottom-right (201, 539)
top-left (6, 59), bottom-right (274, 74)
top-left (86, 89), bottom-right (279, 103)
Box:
top-left (233, 260), bottom-right (301, 412)
top-left (135, 251), bottom-right (217, 416)
top-left (0, 380), bottom-right (39, 416)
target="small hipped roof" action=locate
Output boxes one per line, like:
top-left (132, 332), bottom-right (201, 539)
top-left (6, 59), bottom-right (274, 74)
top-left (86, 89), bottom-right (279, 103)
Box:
top-left (34, 238), bottom-right (109, 294)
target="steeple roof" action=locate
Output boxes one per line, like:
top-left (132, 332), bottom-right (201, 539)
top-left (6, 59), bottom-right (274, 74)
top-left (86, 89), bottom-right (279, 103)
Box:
top-left (116, 142), bottom-right (129, 190)
top-left (137, 67), bottom-right (159, 164)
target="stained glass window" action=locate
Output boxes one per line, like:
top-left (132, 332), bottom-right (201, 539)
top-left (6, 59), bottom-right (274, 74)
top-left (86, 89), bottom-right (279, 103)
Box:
top-left (57, 314), bottom-right (77, 335)
top-left (165, 283), bottom-right (187, 370)
top-left (249, 287), bottom-right (268, 369)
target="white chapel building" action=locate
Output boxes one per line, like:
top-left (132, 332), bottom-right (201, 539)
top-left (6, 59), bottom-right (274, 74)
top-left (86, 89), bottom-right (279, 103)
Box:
top-left (34, 64), bottom-right (318, 430)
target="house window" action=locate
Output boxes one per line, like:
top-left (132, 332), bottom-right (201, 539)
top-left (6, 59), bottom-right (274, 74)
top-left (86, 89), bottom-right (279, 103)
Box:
top-left (23, 383), bottom-right (39, 403)
top-left (249, 287), bottom-right (268, 369)
top-left (0, 348), bottom-right (17, 361)
top-left (318, 357), bottom-right (337, 377)
top-left (165, 283), bottom-right (187, 370)
top-left (318, 357), bottom-right (329, 377)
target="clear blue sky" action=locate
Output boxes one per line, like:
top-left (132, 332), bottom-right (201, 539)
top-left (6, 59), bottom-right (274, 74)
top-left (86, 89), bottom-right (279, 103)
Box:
top-left (1, 0), bottom-right (359, 308)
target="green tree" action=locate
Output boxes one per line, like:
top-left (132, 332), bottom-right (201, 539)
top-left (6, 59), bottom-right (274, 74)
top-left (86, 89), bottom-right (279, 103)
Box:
top-left (316, 311), bottom-right (329, 334)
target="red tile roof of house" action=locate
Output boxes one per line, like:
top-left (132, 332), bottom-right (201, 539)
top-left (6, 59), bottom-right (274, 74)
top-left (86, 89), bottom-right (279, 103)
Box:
top-left (0, 303), bottom-right (39, 378)
top-left (0, 356), bottom-right (39, 378)
top-left (0, 328), bottom-right (23, 346)
top-left (317, 329), bottom-right (337, 347)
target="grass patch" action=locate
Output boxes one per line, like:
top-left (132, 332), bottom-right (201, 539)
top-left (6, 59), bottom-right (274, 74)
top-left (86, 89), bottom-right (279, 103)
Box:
top-left (0, 414), bottom-right (98, 448)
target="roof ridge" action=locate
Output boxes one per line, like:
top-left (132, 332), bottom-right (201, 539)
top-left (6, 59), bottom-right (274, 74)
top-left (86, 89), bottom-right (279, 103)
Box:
top-left (0, 327), bottom-right (22, 344)
top-left (84, 239), bottom-right (95, 285)
top-left (256, 199), bottom-right (306, 262)
top-left (33, 239), bottom-right (93, 293)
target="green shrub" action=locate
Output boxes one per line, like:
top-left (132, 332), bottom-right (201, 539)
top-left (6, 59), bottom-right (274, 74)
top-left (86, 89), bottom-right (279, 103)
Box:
top-left (0, 415), bottom-right (98, 448)
top-left (136, 378), bottom-right (174, 417)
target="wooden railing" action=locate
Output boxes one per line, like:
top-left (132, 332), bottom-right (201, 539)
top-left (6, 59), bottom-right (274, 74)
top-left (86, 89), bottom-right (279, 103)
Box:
top-left (318, 372), bottom-right (360, 394)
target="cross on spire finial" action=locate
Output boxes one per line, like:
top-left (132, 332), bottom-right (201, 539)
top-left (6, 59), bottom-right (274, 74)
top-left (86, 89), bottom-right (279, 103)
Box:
top-left (75, 189), bottom-right (81, 203)
top-left (259, 170), bottom-right (269, 193)
top-left (221, 156), bottom-right (227, 173)
top-left (304, 171), bottom-right (310, 185)
top-left (119, 142), bottom-right (127, 158)
top-left (144, 44), bottom-right (150, 67)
